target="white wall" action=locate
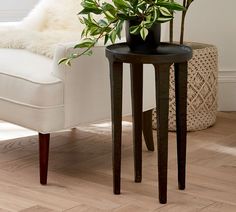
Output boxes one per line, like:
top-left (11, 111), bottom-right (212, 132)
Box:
top-left (0, 0), bottom-right (39, 21)
top-left (0, 0), bottom-right (236, 110)
top-left (170, 0), bottom-right (236, 110)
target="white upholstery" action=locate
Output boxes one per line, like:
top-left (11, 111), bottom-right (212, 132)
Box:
top-left (0, 48), bottom-right (65, 132)
top-left (0, 49), bottom-right (63, 106)
top-left (0, 44), bottom-right (156, 133)
top-left (0, 0), bottom-right (156, 134)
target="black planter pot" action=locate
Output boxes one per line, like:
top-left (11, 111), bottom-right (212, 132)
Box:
top-left (125, 20), bottom-right (161, 53)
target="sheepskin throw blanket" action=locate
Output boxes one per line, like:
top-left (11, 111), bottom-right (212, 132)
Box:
top-left (0, 0), bottom-right (83, 58)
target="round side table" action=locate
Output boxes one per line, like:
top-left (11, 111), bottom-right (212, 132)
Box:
top-left (106, 43), bottom-right (192, 204)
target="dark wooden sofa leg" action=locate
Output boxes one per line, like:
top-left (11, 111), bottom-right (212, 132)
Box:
top-left (143, 110), bottom-right (154, 151)
top-left (39, 133), bottom-right (50, 185)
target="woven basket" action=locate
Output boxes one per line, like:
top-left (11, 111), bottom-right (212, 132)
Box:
top-left (152, 42), bottom-right (218, 131)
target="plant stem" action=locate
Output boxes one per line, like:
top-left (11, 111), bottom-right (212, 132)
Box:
top-left (180, 11), bottom-right (186, 44)
top-left (180, 0), bottom-right (193, 44)
top-left (169, 19), bottom-right (173, 43)
top-left (180, 0), bottom-right (187, 44)
top-left (169, 0), bottom-right (174, 43)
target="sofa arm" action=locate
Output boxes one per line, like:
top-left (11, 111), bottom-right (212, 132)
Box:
top-left (52, 41), bottom-right (155, 129)
top-left (52, 42), bottom-right (106, 80)
top-left (52, 42), bottom-right (115, 128)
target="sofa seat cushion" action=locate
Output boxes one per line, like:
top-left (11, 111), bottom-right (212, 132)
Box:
top-left (0, 48), bottom-right (63, 107)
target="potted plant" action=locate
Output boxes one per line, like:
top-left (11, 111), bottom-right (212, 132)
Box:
top-left (152, 0), bottom-right (218, 131)
top-left (59, 0), bottom-right (185, 65)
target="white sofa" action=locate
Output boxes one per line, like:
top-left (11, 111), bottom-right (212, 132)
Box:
top-left (0, 0), bottom-right (156, 184)
top-left (0, 42), bottom-right (156, 183)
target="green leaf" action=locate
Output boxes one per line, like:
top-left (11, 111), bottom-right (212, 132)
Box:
top-left (157, 1), bottom-right (185, 11)
top-left (137, 1), bottom-right (146, 12)
top-left (98, 19), bottom-right (108, 27)
top-left (82, 17), bottom-right (90, 26)
top-left (80, 0), bottom-right (102, 14)
top-left (81, 0), bottom-right (96, 9)
top-left (116, 20), bottom-right (124, 39)
top-left (65, 59), bottom-right (72, 66)
top-left (102, 2), bottom-right (116, 13)
top-left (159, 7), bottom-right (172, 17)
top-left (110, 30), bottom-right (117, 43)
top-left (130, 0), bottom-right (138, 9)
top-left (79, 8), bottom-right (102, 15)
top-left (129, 25), bottom-right (140, 35)
top-left (140, 27), bottom-right (148, 40)
top-left (88, 13), bottom-right (98, 25)
top-left (84, 49), bottom-right (93, 56)
top-left (104, 11), bottom-right (116, 21)
top-left (143, 21), bottom-right (153, 30)
top-left (117, 13), bottom-right (129, 20)
top-left (59, 57), bottom-right (72, 66)
top-left (74, 41), bottom-right (92, 49)
top-left (157, 16), bottom-right (173, 22)
top-left (78, 17), bottom-right (84, 24)
top-left (58, 58), bottom-right (69, 65)
top-left (104, 34), bottom-right (109, 45)
top-left (113, 0), bottom-right (130, 10)
top-left (152, 7), bottom-right (159, 23)
top-left (90, 26), bottom-right (102, 36)
top-left (74, 38), bottom-right (94, 48)
top-left (81, 27), bottom-right (89, 38)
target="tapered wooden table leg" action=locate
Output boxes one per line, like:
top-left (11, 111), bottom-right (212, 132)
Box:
top-left (174, 62), bottom-right (188, 190)
top-left (154, 64), bottom-right (171, 204)
top-left (110, 61), bottom-right (123, 194)
top-left (130, 63), bottom-right (143, 182)
top-left (143, 110), bottom-right (154, 151)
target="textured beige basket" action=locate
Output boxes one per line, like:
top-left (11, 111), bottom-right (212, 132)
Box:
top-left (152, 42), bottom-right (218, 131)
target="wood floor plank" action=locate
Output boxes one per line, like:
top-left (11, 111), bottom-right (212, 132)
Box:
top-left (200, 202), bottom-right (236, 212)
top-left (0, 113), bottom-right (235, 211)
top-left (65, 204), bottom-right (110, 212)
top-left (113, 204), bottom-right (146, 212)
top-left (19, 205), bottom-right (57, 212)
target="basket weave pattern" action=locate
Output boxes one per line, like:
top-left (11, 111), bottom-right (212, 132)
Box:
top-left (152, 44), bottom-right (218, 131)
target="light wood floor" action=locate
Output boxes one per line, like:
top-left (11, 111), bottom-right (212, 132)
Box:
top-left (0, 112), bottom-right (235, 212)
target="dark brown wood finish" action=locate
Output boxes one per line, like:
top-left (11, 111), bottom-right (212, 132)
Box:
top-left (142, 110), bottom-right (154, 151)
top-left (130, 63), bottom-right (143, 183)
top-left (154, 64), bottom-right (171, 204)
top-left (174, 62), bottom-right (188, 190)
top-left (106, 43), bottom-right (192, 203)
top-left (39, 133), bottom-right (50, 185)
top-left (109, 61), bottom-right (123, 194)
top-left (106, 43), bottom-right (192, 64)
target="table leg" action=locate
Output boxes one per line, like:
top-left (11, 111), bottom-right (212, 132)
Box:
top-left (142, 110), bottom-right (154, 151)
top-left (154, 63), bottom-right (171, 204)
top-left (174, 62), bottom-right (188, 190)
top-left (110, 61), bottom-right (123, 194)
top-left (130, 63), bottom-right (143, 183)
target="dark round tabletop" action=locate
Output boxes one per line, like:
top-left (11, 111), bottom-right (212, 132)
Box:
top-left (106, 42), bottom-right (192, 64)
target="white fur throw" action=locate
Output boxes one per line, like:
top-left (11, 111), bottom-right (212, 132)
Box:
top-left (0, 0), bottom-right (83, 58)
